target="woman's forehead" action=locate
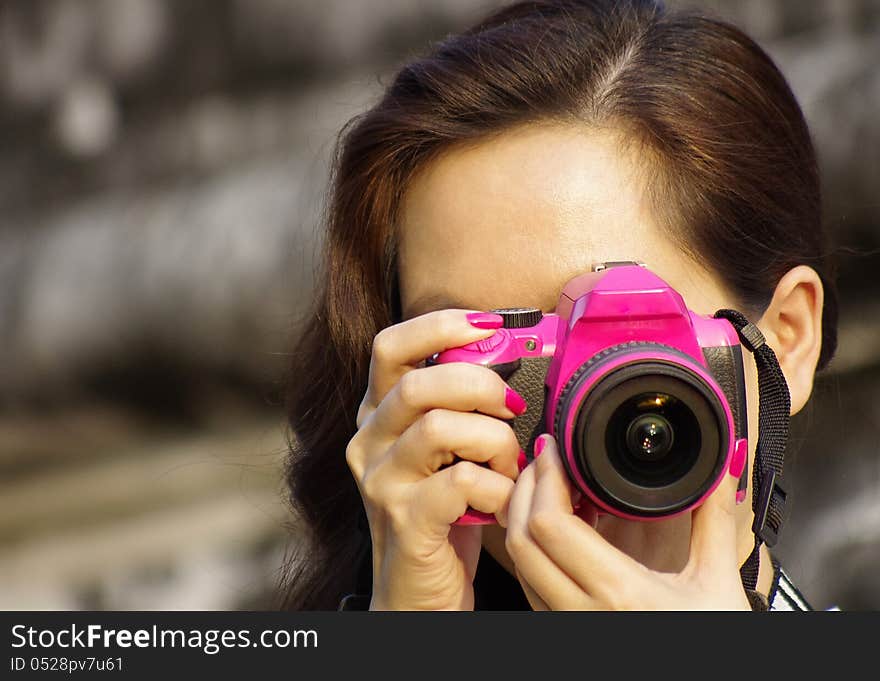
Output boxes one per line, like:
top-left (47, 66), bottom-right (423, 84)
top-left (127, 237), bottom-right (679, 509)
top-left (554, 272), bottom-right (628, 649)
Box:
top-left (395, 121), bottom-right (733, 321)
top-left (396, 122), bottom-right (679, 317)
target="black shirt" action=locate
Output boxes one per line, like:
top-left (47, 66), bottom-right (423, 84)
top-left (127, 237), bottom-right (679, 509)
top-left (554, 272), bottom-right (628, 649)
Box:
top-left (472, 547), bottom-right (532, 610)
top-left (338, 542), bottom-right (814, 611)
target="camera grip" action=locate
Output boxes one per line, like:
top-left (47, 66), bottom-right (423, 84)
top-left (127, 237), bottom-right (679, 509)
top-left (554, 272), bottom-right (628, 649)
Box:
top-left (702, 344), bottom-right (750, 500)
top-left (702, 345), bottom-right (747, 441)
top-left (495, 356), bottom-right (553, 463)
top-left (452, 356), bottom-right (552, 526)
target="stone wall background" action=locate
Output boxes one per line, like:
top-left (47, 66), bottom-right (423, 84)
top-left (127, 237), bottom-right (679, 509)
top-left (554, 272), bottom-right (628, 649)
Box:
top-left (0, 0), bottom-right (877, 610)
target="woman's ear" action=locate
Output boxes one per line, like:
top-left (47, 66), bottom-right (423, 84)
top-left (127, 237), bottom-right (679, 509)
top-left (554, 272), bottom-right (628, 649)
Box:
top-left (756, 265), bottom-right (824, 416)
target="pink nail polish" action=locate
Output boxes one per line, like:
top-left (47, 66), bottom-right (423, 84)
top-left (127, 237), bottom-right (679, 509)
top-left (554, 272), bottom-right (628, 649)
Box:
top-left (517, 449), bottom-right (528, 471)
top-left (534, 435), bottom-right (547, 456)
top-left (466, 312), bottom-right (504, 329)
top-left (727, 438), bottom-right (748, 479)
top-left (504, 386), bottom-right (527, 415)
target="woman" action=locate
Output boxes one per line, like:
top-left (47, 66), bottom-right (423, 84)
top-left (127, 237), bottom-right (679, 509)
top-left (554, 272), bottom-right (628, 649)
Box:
top-left (280, 0), bottom-right (837, 610)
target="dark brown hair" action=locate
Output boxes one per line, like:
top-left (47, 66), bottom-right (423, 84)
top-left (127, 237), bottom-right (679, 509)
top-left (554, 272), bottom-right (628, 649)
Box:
top-left (279, 0), bottom-right (838, 610)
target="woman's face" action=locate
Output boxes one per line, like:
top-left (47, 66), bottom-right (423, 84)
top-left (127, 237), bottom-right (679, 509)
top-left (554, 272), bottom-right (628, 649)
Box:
top-left (396, 121), bottom-right (761, 573)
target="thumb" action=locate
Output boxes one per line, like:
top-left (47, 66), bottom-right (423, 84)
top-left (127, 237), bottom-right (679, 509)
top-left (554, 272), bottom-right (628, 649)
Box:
top-left (688, 468), bottom-right (740, 576)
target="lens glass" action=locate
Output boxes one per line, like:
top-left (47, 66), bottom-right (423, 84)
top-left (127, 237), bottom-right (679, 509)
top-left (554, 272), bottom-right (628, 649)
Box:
top-left (625, 412), bottom-right (674, 460)
top-left (605, 392), bottom-right (701, 487)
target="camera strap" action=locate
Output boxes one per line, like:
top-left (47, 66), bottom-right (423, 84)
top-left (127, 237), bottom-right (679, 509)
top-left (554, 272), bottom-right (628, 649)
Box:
top-left (713, 309), bottom-right (790, 592)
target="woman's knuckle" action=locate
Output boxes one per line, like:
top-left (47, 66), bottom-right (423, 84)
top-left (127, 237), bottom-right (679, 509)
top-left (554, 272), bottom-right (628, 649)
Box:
top-left (360, 469), bottom-right (380, 502)
top-left (345, 437), bottom-right (363, 475)
top-left (397, 370), bottom-right (422, 408)
top-left (527, 510), bottom-right (559, 541)
top-left (477, 368), bottom-right (504, 402)
top-left (362, 469), bottom-right (398, 511)
top-left (418, 408), bottom-right (447, 443)
top-left (371, 328), bottom-right (395, 361)
top-left (505, 528), bottom-right (528, 556)
top-left (498, 422), bottom-right (520, 450)
top-left (449, 461), bottom-right (478, 488)
top-left (436, 310), bottom-right (461, 338)
top-left (355, 401), bottom-right (369, 429)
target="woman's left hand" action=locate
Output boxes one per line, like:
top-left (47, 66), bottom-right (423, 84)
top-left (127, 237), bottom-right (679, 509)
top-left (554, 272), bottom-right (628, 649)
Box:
top-left (503, 434), bottom-right (752, 611)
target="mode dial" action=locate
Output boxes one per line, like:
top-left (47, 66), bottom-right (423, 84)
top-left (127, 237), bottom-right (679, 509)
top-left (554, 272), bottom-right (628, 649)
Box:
top-left (491, 307), bottom-right (543, 329)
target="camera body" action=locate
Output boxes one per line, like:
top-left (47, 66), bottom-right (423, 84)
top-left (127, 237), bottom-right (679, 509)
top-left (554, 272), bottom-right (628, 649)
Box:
top-left (431, 263), bottom-right (749, 523)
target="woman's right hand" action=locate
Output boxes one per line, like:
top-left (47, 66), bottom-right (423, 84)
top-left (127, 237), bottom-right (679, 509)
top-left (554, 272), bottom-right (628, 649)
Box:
top-left (345, 309), bottom-right (526, 610)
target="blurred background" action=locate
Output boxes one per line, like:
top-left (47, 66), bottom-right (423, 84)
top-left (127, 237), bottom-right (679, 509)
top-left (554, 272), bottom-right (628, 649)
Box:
top-left (0, 0), bottom-right (877, 611)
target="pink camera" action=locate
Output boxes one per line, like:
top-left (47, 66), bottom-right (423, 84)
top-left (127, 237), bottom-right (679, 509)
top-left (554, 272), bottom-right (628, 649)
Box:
top-left (430, 262), bottom-right (750, 525)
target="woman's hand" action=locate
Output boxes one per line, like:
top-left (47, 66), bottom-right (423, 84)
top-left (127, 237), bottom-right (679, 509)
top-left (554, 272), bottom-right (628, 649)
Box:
top-left (346, 309), bottom-right (525, 610)
top-left (504, 434), bottom-right (752, 611)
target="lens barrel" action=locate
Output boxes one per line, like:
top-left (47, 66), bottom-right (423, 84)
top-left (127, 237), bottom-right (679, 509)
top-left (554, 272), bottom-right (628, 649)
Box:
top-left (555, 345), bottom-right (730, 517)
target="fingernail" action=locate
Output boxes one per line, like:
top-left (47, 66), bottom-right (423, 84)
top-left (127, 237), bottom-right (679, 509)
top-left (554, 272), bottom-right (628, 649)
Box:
top-left (534, 435), bottom-right (547, 456)
top-left (466, 312), bottom-right (504, 329)
top-left (517, 449), bottom-right (528, 471)
top-left (504, 386), bottom-right (527, 415)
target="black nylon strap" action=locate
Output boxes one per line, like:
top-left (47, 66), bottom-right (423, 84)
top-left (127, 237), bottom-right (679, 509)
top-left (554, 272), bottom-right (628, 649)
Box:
top-left (714, 309), bottom-right (791, 593)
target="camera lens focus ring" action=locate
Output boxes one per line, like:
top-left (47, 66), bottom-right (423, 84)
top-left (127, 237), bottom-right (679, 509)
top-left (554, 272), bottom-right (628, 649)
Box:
top-left (552, 341), bottom-right (676, 443)
top-left (553, 342), bottom-right (729, 517)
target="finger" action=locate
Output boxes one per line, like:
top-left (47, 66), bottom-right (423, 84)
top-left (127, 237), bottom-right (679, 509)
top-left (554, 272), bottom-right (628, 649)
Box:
top-left (528, 435), bottom-right (648, 606)
top-left (363, 309), bottom-right (505, 420)
top-left (369, 361), bottom-right (524, 438)
top-left (383, 408), bottom-right (521, 481)
top-left (408, 461), bottom-right (515, 531)
top-left (505, 461), bottom-right (593, 609)
top-left (534, 434), bottom-right (582, 509)
top-left (687, 462), bottom-right (740, 575)
top-left (532, 434), bottom-right (578, 514)
top-left (515, 568), bottom-right (550, 611)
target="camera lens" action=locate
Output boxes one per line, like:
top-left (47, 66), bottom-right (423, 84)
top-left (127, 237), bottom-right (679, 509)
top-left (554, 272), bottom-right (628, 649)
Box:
top-left (606, 391), bottom-right (700, 487)
top-left (625, 412), bottom-right (674, 461)
top-left (558, 348), bottom-right (729, 517)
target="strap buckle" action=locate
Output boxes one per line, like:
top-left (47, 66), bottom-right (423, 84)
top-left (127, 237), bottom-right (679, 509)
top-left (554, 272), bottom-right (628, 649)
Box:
top-left (737, 322), bottom-right (766, 353)
top-left (752, 470), bottom-right (787, 547)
